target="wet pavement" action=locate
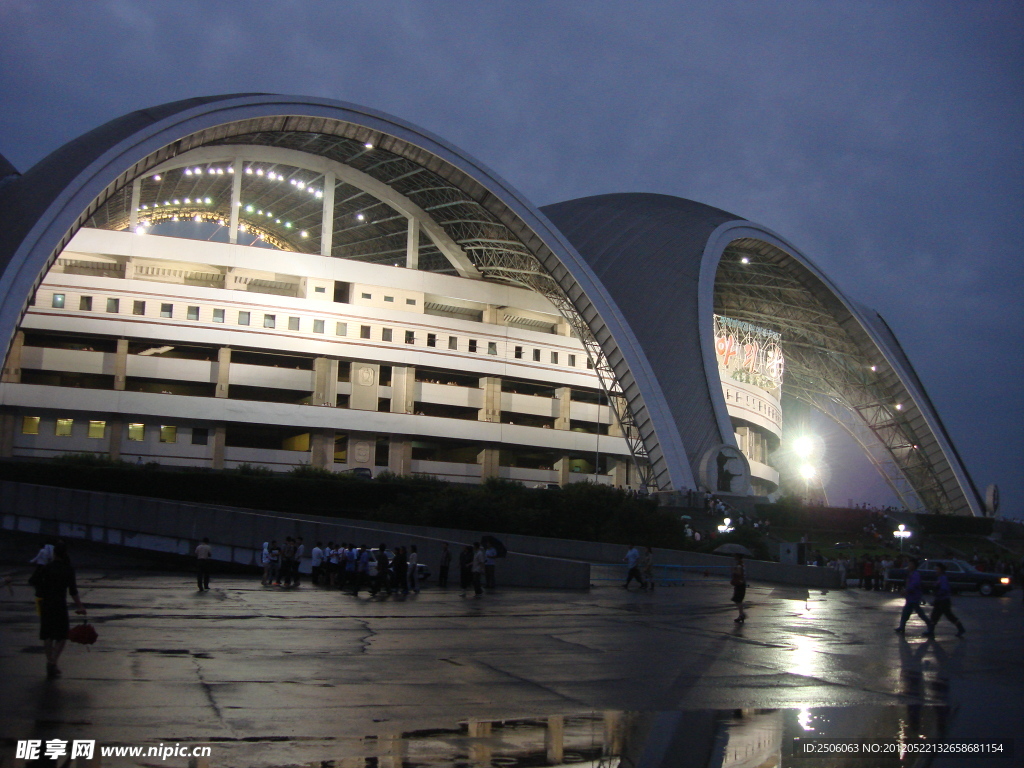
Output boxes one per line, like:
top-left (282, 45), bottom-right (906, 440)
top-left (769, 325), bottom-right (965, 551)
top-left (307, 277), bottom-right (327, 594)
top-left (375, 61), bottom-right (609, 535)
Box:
top-left (1, 561), bottom-right (1021, 766)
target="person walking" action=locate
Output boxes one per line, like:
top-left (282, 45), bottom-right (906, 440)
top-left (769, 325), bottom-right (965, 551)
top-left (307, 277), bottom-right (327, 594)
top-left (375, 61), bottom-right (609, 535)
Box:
top-left (640, 546), bottom-right (655, 591)
top-left (393, 546), bottom-right (409, 595)
top-left (195, 537), bottom-right (213, 591)
top-left (459, 545), bottom-right (474, 595)
top-left (895, 558), bottom-right (931, 634)
top-left (925, 562), bottom-right (965, 637)
top-left (280, 537), bottom-right (297, 587)
top-left (471, 542), bottom-right (486, 597)
top-left (438, 543), bottom-right (452, 588)
top-left (731, 553), bottom-right (747, 623)
top-left (28, 541), bottom-right (86, 678)
top-left (293, 537), bottom-right (305, 587)
top-left (310, 542), bottom-right (324, 586)
top-left (484, 541), bottom-right (497, 591)
top-left (623, 544), bottom-right (645, 590)
top-left (268, 540), bottom-right (282, 586)
top-left (407, 545), bottom-right (420, 594)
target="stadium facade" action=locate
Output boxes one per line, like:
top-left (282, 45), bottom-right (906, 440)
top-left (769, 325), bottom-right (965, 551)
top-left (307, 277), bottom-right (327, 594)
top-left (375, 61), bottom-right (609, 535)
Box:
top-left (0, 94), bottom-right (983, 515)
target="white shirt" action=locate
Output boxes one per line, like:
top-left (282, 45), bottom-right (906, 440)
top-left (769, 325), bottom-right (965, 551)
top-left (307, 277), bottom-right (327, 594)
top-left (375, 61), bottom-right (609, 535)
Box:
top-left (311, 547), bottom-right (323, 567)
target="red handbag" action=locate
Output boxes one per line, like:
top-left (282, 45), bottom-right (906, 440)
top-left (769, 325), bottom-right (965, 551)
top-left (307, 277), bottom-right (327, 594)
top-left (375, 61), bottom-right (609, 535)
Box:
top-left (67, 620), bottom-right (98, 646)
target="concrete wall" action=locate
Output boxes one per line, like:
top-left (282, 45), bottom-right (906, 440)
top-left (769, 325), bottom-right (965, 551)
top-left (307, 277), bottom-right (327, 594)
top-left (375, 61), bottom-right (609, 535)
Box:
top-left (0, 480), bottom-right (589, 590)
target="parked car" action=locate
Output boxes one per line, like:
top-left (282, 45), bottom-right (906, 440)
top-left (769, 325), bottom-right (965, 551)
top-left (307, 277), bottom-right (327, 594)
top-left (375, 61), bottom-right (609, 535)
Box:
top-left (885, 559), bottom-right (1012, 596)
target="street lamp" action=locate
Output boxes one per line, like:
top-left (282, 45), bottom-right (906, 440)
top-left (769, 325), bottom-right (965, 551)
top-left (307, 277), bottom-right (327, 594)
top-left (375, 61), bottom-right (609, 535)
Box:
top-left (893, 523), bottom-right (912, 554)
top-left (718, 517), bottom-right (734, 534)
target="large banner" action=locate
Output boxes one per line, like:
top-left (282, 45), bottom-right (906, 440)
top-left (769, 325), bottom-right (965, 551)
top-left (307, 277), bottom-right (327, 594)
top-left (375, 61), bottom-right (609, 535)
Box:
top-left (714, 315), bottom-right (785, 392)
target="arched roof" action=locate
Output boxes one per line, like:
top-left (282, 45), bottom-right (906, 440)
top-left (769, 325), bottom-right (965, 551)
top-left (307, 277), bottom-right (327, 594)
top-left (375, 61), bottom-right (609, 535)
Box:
top-left (542, 193), bottom-right (983, 516)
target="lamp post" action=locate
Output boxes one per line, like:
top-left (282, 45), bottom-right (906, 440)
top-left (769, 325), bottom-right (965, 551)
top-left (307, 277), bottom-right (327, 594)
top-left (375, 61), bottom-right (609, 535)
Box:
top-left (717, 517), bottom-right (734, 535)
top-left (893, 523), bottom-right (911, 554)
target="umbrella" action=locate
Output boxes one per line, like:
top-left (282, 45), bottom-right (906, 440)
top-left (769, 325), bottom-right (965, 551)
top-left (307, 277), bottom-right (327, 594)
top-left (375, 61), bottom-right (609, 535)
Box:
top-left (714, 543), bottom-right (753, 556)
top-left (679, 515), bottom-right (692, 520)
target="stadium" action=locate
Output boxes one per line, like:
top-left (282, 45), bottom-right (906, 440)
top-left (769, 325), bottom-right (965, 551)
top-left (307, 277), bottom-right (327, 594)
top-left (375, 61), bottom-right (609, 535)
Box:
top-left (0, 94), bottom-right (983, 516)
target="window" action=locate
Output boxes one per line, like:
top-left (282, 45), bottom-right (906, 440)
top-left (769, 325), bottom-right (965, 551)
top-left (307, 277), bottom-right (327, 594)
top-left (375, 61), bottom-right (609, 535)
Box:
top-left (21, 416), bottom-right (40, 435)
top-left (488, 341), bottom-right (498, 355)
top-left (160, 303), bottom-right (173, 318)
top-left (568, 354), bottom-right (576, 367)
top-left (238, 311), bottom-right (250, 326)
top-left (127, 423), bottom-right (145, 441)
top-left (106, 298), bottom-right (120, 314)
top-left (586, 358), bottom-right (594, 369)
top-left (405, 330), bottom-right (415, 345)
top-left (159, 425), bottom-right (177, 443)
top-left (427, 333), bottom-right (437, 348)
top-left (288, 316), bottom-right (300, 331)
top-left (87, 420), bottom-right (106, 439)
top-left (532, 349), bottom-right (541, 362)
top-left (448, 336), bottom-right (458, 350)
top-left (263, 314), bottom-right (276, 329)
top-left (382, 328), bottom-right (393, 342)
top-left (514, 346), bottom-right (523, 359)
top-left (384, 296), bottom-right (394, 303)
top-left (468, 339), bottom-right (478, 353)
top-left (213, 308), bottom-right (225, 323)
top-left (335, 322), bottom-right (347, 336)
top-left (314, 286), bottom-right (326, 294)
top-left (361, 292), bottom-right (372, 299)
top-left (54, 418), bottom-right (73, 437)
top-left (313, 319), bottom-right (325, 334)
top-left (406, 298), bottom-right (416, 306)
top-left (192, 427), bottom-right (209, 446)
top-left (52, 294), bottom-right (65, 309)
top-left (360, 325), bottom-right (371, 339)
top-left (133, 300), bottom-right (146, 316)
top-left (550, 351), bottom-right (558, 365)
top-left (187, 306), bottom-right (200, 321)
top-left (79, 296), bottom-right (92, 311)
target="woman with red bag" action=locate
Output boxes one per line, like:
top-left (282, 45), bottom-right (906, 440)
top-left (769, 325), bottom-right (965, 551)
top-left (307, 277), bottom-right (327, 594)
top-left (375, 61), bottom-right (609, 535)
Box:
top-left (28, 540), bottom-right (86, 678)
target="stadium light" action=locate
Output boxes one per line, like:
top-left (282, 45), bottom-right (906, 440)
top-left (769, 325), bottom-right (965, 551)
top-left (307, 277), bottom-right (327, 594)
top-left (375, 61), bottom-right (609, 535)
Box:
top-left (893, 523), bottom-right (911, 553)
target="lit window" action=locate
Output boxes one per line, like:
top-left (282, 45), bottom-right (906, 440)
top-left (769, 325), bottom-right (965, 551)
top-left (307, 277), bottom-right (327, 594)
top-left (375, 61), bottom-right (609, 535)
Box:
top-left (406, 298), bottom-right (416, 306)
top-left (427, 333), bottom-right (436, 347)
top-left (263, 314), bottom-right (276, 329)
top-left (288, 317), bottom-right (300, 331)
top-left (448, 336), bottom-right (458, 350)
top-left (238, 311), bottom-right (250, 326)
top-left (313, 319), bottom-right (325, 333)
top-left (550, 351), bottom-right (558, 364)
top-left (133, 300), bottom-right (146, 315)
top-left (335, 322), bottom-right (347, 336)
top-left (533, 349), bottom-right (541, 362)
top-left (361, 292), bottom-right (372, 299)
top-left (52, 294), bottom-right (65, 309)
top-left (384, 296), bottom-right (394, 303)
top-left (21, 416), bottom-right (40, 435)
top-left (468, 339), bottom-right (478, 353)
top-left (187, 306), bottom-right (200, 321)
top-left (87, 420), bottom-right (106, 439)
top-left (568, 354), bottom-right (576, 367)
top-left (127, 423), bottom-right (145, 441)
top-left (488, 342), bottom-right (498, 355)
top-left (192, 427), bottom-right (209, 446)
top-left (360, 325), bottom-right (371, 339)
top-left (514, 346), bottom-right (523, 359)
top-left (405, 331), bottom-right (415, 345)
top-left (106, 298), bottom-right (120, 313)
top-left (382, 328), bottom-right (393, 342)
top-left (79, 296), bottom-right (92, 311)
top-left (213, 308), bottom-right (225, 323)
top-left (159, 425), bottom-right (177, 443)
top-left (160, 303), bottom-right (173, 318)
top-left (55, 418), bottom-right (73, 437)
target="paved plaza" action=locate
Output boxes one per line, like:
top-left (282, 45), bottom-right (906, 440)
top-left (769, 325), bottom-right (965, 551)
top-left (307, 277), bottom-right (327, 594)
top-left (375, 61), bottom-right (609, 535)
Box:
top-left (1, 546), bottom-right (1021, 766)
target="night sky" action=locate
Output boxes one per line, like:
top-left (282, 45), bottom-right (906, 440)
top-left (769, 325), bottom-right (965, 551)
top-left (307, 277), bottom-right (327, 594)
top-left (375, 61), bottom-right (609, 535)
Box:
top-left (1, 2), bottom-right (1020, 516)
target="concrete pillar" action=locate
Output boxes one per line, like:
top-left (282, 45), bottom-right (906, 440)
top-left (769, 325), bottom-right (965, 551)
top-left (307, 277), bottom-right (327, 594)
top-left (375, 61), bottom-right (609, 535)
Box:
top-left (129, 178), bottom-right (141, 230)
top-left (478, 447), bottom-right (499, 480)
top-left (321, 171), bottom-right (335, 257)
top-left (350, 362), bottom-right (380, 411)
top-left (405, 217), bottom-right (420, 269)
top-left (310, 430), bottom-right (334, 469)
top-left (212, 425), bottom-right (226, 469)
top-left (114, 338), bottom-right (128, 391)
top-left (108, 418), bottom-right (122, 462)
top-left (612, 458), bottom-right (629, 488)
top-left (229, 158), bottom-right (242, 244)
top-left (347, 432), bottom-right (376, 470)
top-left (555, 455), bottom-right (571, 487)
top-left (0, 413), bottom-right (16, 458)
top-left (312, 357), bottom-right (339, 406)
top-left (478, 376), bottom-right (501, 423)
top-left (388, 437), bottom-right (412, 475)
top-left (555, 386), bottom-right (571, 430)
top-left (2, 330), bottom-right (24, 383)
top-left (124, 256), bottom-right (136, 280)
top-left (607, 394), bottom-right (625, 437)
top-left (482, 304), bottom-right (502, 325)
top-left (390, 365), bottom-right (416, 414)
top-left (215, 347), bottom-right (231, 398)
top-left (545, 715), bottom-right (565, 764)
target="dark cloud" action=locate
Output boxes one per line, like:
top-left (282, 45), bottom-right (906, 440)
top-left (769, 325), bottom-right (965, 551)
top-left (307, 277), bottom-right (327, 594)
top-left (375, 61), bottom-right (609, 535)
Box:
top-left (1, 0), bottom-right (1020, 513)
